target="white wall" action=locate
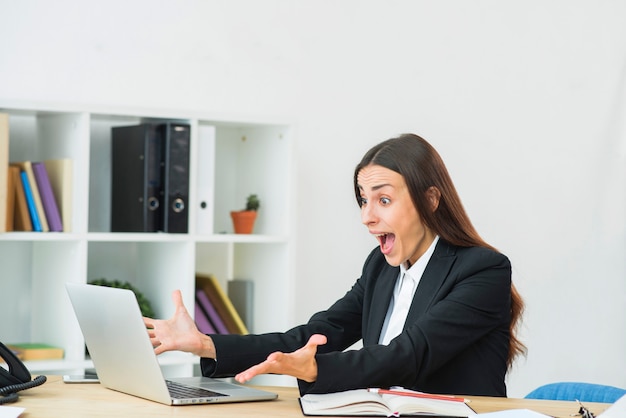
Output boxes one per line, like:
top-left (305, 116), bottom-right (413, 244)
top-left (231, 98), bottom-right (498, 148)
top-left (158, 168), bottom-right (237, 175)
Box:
top-left (2, 0), bottom-right (625, 398)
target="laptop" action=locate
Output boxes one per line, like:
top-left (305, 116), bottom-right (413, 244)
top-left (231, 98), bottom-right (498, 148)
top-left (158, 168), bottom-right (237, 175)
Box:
top-left (65, 282), bottom-right (278, 405)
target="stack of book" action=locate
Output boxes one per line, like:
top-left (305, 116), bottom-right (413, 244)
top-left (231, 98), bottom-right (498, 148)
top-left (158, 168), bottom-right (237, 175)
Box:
top-left (1, 113), bottom-right (72, 233)
top-left (194, 274), bottom-right (252, 335)
top-left (5, 343), bottom-right (65, 361)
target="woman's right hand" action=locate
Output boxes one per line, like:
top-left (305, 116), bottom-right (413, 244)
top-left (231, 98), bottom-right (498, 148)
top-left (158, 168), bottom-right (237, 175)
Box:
top-left (234, 334), bottom-right (327, 383)
top-left (143, 289), bottom-right (216, 358)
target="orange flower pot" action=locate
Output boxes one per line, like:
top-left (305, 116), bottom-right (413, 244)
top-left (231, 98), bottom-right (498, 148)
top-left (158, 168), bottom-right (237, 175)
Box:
top-left (230, 210), bottom-right (257, 234)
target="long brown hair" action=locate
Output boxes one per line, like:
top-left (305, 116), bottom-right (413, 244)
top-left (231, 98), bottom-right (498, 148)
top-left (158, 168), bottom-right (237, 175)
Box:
top-left (353, 133), bottom-right (526, 367)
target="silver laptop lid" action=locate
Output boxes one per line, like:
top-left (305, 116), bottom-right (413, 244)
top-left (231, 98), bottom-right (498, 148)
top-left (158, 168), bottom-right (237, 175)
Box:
top-left (66, 282), bottom-right (172, 404)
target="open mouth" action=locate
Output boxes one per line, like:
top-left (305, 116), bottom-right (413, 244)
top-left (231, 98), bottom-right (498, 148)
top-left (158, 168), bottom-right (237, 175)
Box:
top-left (375, 233), bottom-right (395, 255)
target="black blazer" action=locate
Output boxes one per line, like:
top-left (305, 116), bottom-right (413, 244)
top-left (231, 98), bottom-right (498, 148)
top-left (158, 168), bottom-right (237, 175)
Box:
top-left (203, 239), bottom-right (512, 397)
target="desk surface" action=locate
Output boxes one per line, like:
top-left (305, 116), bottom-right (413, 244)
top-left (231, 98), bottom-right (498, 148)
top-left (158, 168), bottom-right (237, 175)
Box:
top-left (10, 376), bottom-right (612, 417)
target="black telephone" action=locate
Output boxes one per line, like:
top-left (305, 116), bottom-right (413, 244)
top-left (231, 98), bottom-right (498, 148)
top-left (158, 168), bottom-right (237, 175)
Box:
top-left (0, 341), bottom-right (47, 404)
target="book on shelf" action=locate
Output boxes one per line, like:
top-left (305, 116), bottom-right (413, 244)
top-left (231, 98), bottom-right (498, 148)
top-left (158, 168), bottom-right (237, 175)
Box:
top-left (194, 297), bottom-right (217, 334)
top-left (0, 113), bottom-right (8, 233)
top-left (5, 162), bottom-right (17, 232)
top-left (299, 388), bottom-right (475, 417)
top-left (6, 343), bottom-right (64, 361)
top-left (32, 161), bottom-right (63, 232)
top-left (13, 161), bottom-right (49, 232)
top-left (195, 288), bottom-right (229, 334)
top-left (3, 155), bottom-right (70, 233)
top-left (11, 166), bottom-right (31, 231)
top-left (18, 169), bottom-right (42, 232)
top-left (44, 158), bottom-right (72, 233)
top-left (196, 274), bottom-right (249, 335)
top-left (227, 279), bottom-right (254, 332)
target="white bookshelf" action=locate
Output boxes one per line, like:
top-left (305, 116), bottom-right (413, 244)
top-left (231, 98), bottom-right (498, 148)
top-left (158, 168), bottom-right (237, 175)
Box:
top-left (0, 101), bottom-right (296, 382)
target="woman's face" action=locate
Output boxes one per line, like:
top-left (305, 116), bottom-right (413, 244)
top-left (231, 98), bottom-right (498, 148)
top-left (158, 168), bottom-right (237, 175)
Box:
top-left (357, 164), bottom-right (436, 268)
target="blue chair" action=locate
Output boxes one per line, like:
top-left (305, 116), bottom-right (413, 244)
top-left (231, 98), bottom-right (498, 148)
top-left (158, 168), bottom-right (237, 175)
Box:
top-left (525, 382), bottom-right (626, 404)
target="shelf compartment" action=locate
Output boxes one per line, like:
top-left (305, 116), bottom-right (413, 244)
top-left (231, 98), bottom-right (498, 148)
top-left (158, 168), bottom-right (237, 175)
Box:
top-left (195, 241), bottom-right (293, 334)
top-left (0, 240), bottom-right (87, 363)
top-left (87, 240), bottom-right (195, 319)
top-left (4, 109), bottom-right (89, 234)
top-left (211, 124), bottom-right (292, 237)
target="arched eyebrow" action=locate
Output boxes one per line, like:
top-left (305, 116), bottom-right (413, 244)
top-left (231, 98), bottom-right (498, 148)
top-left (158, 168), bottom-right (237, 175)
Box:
top-left (358, 183), bottom-right (393, 192)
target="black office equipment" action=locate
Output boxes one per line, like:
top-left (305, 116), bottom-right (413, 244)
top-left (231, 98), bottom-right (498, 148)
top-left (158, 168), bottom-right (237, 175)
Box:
top-left (111, 124), bottom-right (163, 232)
top-left (160, 122), bottom-right (190, 233)
top-left (0, 341), bottom-right (47, 404)
top-left (110, 122), bottom-right (190, 233)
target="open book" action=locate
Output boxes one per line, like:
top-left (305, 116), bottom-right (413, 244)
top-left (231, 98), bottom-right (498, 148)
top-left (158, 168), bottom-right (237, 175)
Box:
top-left (299, 388), bottom-right (476, 417)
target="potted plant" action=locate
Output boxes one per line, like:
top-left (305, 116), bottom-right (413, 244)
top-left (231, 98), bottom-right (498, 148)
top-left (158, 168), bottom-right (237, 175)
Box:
top-left (230, 194), bottom-right (260, 234)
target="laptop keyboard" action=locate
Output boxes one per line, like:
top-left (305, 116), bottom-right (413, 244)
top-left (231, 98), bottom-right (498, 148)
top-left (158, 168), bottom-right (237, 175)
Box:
top-left (166, 380), bottom-right (228, 399)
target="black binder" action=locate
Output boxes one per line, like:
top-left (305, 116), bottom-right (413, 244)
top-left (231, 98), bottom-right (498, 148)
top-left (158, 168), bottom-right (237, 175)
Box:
top-left (111, 124), bottom-right (163, 232)
top-left (160, 122), bottom-right (190, 233)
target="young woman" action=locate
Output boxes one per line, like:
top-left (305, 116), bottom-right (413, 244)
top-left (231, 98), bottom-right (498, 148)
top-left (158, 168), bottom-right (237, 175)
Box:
top-left (144, 133), bottom-right (525, 397)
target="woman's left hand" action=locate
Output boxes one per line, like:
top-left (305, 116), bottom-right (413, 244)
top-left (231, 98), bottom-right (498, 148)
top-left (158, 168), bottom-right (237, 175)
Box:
top-left (234, 334), bottom-right (327, 383)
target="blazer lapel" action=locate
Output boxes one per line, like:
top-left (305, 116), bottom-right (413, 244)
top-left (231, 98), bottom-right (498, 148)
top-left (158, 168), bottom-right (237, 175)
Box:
top-left (405, 240), bottom-right (456, 323)
top-left (365, 264), bottom-right (398, 345)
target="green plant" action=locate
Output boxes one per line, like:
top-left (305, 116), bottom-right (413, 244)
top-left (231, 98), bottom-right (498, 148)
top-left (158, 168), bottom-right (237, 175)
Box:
top-left (245, 194), bottom-right (260, 211)
top-left (89, 278), bottom-right (155, 318)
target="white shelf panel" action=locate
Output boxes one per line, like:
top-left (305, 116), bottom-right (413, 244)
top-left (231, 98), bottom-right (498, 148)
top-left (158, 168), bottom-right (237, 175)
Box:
top-left (84, 232), bottom-right (289, 244)
top-left (193, 233), bottom-right (289, 244)
top-left (0, 232), bottom-right (83, 241)
top-left (87, 232), bottom-right (190, 242)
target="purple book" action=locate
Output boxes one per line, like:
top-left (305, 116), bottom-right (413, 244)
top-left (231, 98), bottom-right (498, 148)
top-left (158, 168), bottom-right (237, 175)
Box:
top-left (194, 301), bottom-right (217, 334)
top-left (32, 162), bottom-right (63, 232)
top-left (195, 289), bottom-right (229, 334)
